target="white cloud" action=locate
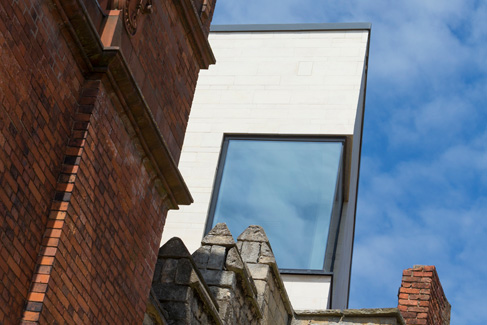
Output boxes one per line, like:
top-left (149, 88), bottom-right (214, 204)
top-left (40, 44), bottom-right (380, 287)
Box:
top-left (353, 138), bottom-right (487, 322)
top-left (211, 2), bottom-right (487, 323)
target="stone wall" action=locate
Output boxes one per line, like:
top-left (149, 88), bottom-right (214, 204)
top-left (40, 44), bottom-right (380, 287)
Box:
top-left (150, 224), bottom-right (409, 325)
top-left (151, 237), bottom-right (222, 324)
top-left (292, 309), bottom-right (406, 325)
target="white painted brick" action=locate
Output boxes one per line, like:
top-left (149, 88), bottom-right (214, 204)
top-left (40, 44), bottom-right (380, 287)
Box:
top-left (312, 47), bottom-right (342, 57)
top-left (198, 75), bottom-right (235, 86)
top-left (192, 89), bottom-right (222, 104)
top-left (163, 29), bottom-right (369, 307)
top-left (297, 61), bottom-right (313, 76)
top-left (220, 89), bottom-right (255, 104)
top-left (345, 31), bottom-right (364, 39)
top-left (235, 75), bottom-right (281, 86)
top-left (250, 32), bottom-right (274, 39)
top-left (186, 122), bottom-right (212, 133)
top-left (282, 275), bottom-right (332, 310)
top-left (253, 90), bottom-right (291, 104)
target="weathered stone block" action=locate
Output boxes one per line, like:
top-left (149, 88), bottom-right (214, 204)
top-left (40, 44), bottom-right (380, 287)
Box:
top-left (159, 238), bottom-right (192, 258)
top-left (163, 301), bottom-right (189, 321)
top-left (253, 279), bottom-right (268, 309)
top-left (225, 247), bottom-right (245, 271)
top-left (161, 259), bottom-right (179, 283)
top-left (200, 270), bottom-right (237, 289)
top-left (210, 287), bottom-right (234, 301)
top-left (175, 259), bottom-right (197, 285)
top-left (247, 264), bottom-right (270, 280)
top-left (208, 245), bottom-right (226, 270)
top-left (237, 225), bottom-right (270, 242)
top-left (258, 242), bottom-right (276, 265)
top-left (202, 223), bottom-right (236, 246)
top-left (193, 245), bottom-right (211, 269)
top-left (152, 259), bottom-right (164, 284)
top-left (152, 284), bottom-right (190, 302)
top-left (240, 241), bottom-right (261, 263)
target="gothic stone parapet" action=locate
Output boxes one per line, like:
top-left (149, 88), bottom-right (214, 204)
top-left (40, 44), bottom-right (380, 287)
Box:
top-left (151, 224), bottom-right (428, 325)
top-left (193, 223), bottom-right (263, 324)
top-left (150, 237), bottom-right (222, 324)
top-left (236, 225), bottom-right (294, 325)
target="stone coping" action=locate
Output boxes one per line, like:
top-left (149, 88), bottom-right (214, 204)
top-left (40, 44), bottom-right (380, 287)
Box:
top-left (294, 308), bottom-right (406, 324)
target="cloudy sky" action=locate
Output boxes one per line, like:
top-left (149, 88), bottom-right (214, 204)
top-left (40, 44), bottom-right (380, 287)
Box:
top-left (211, 1), bottom-right (487, 323)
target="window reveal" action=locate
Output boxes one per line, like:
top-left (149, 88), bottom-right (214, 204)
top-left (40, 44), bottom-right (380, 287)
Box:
top-left (206, 136), bottom-right (344, 271)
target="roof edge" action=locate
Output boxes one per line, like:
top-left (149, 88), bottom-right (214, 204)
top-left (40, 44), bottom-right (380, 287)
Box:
top-left (210, 22), bottom-right (371, 32)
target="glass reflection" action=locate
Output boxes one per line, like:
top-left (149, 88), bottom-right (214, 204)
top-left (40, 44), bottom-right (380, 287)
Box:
top-left (212, 139), bottom-right (342, 270)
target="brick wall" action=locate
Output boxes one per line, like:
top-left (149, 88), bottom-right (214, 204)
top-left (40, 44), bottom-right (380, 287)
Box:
top-left (0, 1), bottom-right (84, 322)
top-left (36, 79), bottom-right (170, 323)
top-left (398, 265), bottom-right (451, 325)
top-left (1, 0), bottom-right (216, 323)
top-left (84, 0), bottom-right (217, 162)
top-left (116, 0), bottom-right (206, 162)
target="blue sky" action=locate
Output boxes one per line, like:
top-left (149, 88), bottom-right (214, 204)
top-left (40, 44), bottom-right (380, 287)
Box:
top-left (211, 1), bottom-right (487, 323)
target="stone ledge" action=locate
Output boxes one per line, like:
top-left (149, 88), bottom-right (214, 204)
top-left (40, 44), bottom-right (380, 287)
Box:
top-left (294, 308), bottom-right (406, 325)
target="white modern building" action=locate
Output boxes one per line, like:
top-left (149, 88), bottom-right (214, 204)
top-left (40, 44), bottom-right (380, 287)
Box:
top-left (162, 23), bottom-right (371, 311)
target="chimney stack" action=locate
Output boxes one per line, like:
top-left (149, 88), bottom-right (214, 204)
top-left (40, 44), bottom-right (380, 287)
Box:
top-left (398, 265), bottom-right (450, 325)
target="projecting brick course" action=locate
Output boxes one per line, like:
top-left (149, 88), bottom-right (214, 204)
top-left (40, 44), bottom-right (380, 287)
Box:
top-left (0, 0), bottom-right (84, 322)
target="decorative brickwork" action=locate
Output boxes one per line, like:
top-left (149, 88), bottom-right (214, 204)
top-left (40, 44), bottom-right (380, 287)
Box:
top-left (82, 0), bottom-right (216, 161)
top-left (1, 0), bottom-right (216, 323)
top-left (38, 79), bottom-right (174, 323)
top-left (21, 79), bottom-right (101, 324)
top-left (398, 265), bottom-right (451, 325)
top-left (0, 1), bottom-right (84, 322)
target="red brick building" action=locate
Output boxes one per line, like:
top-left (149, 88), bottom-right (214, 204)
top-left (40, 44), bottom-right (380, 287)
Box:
top-left (0, 0), bottom-right (216, 323)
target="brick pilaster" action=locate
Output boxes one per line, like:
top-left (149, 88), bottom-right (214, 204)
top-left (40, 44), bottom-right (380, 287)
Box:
top-left (21, 80), bottom-right (101, 324)
top-left (398, 265), bottom-right (451, 325)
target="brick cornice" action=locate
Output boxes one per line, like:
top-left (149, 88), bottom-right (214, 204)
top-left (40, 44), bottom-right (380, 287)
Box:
top-left (53, 0), bottom-right (193, 207)
top-left (172, 0), bottom-right (216, 69)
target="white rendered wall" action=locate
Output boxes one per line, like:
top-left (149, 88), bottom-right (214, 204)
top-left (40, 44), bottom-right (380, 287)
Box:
top-left (162, 28), bottom-right (369, 310)
top-left (281, 274), bottom-right (332, 310)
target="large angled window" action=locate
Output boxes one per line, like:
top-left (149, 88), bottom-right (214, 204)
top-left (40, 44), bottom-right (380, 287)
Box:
top-left (206, 136), bottom-right (344, 272)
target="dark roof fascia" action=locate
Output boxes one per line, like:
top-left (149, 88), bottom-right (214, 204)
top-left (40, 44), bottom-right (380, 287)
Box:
top-left (211, 23), bottom-right (371, 33)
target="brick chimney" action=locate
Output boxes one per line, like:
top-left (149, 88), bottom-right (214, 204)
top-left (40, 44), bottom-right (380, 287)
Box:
top-left (398, 265), bottom-right (451, 325)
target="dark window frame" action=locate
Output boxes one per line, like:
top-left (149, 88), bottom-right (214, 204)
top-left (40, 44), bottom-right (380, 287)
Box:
top-left (204, 134), bottom-right (346, 274)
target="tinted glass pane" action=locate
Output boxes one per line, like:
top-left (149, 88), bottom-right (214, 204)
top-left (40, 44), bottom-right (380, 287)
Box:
top-left (212, 139), bottom-right (342, 270)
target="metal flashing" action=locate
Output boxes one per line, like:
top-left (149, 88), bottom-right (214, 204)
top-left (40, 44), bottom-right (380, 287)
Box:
top-left (211, 22), bottom-right (371, 32)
